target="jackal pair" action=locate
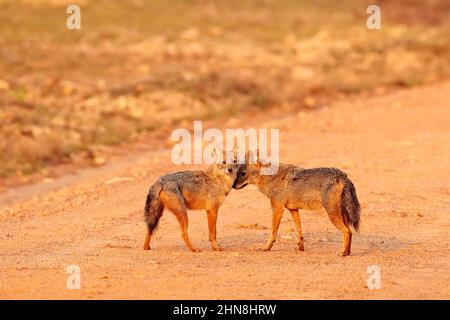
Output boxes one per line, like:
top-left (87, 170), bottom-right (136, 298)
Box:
top-left (143, 149), bottom-right (360, 256)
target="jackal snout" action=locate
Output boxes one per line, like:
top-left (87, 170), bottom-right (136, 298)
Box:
top-left (233, 165), bottom-right (248, 189)
top-left (233, 158), bottom-right (269, 189)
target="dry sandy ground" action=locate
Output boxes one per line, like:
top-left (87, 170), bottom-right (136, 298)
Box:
top-left (0, 82), bottom-right (449, 299)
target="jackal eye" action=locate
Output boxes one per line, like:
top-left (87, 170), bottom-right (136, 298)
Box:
top-left (221, 160), bottom-right (226, 165)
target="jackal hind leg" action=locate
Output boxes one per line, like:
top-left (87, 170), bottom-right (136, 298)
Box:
top-left (289, 209), bottom-right (305, 251)
top-left (261, 206), bottom-right (284, 251)
top-left (322, 187), bottom-right (352, 256)
top-left (160, 188), bottom-right (201, 252)
top-left (207, 208), bottom-right (222, 251)
top-left (143, 231), bottom-right (151, 250)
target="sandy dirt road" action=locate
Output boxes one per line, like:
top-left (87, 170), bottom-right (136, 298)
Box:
top-left (1, 82), bottom-right (449, 299)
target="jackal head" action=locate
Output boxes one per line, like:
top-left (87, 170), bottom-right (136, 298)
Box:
top-left (232, 150), bottom-right (271, 189)
top-left (210, 147), bottom-right (239, 181)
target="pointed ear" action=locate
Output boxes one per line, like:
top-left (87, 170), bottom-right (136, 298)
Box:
top-left (211, 147), bottom-right (218, 162)
top-left (233, 144), bottom-right (243, 163)
top-left (211, 146), bottom-right (223, 163)
top-left (249, 149), bottom-right (271, 167)
top-left (247, 149), bottom-right (258, 164)
top-left (258, 157), bottom-right (271, 167)
top-left (254, 149), bottom-right (261, 164)
top-left (256, 149), bottom-right (272, 167)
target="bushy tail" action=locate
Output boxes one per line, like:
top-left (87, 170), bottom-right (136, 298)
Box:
top-left (340, 178), bottom-right (361, 232)
top-left (144, 181), bottom-right (164, 233)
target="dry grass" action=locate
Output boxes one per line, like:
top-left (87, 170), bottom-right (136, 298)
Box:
top-left (1, 0), bottom-right (450, 180)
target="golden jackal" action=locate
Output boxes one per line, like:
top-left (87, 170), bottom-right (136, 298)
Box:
top-left (143, 150), bottom-right (238, 252)
top-left (233, 153), bottom-right (360, 256)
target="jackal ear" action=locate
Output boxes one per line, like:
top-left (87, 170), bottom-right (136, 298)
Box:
top-left (254, 149), bottom-right (265, 164)
top-left (258, 158), bottom-right (272, 167)
top-left (250, 149), bottom-right (271, 167)
top-left (232, 144), bottom-right (239, 162)
top-left (211, 146), bottom-right (223, 163)
top-left (232, 143), bottom-right (238, 155)
top-left (233, 144), bottom-right (245, 164)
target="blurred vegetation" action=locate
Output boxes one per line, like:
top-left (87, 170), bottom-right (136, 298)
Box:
top-left (0, 0), bottom-right (450, 181)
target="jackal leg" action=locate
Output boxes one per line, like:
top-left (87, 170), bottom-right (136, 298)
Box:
top-left (323, 187), bottom-right (352, 256)
top-left (330, 215), bottom-right (352, 257)
top-left (143, 231), bottom-right (151, 250)
top-left (175, 210), bottom-right (201, 252)
top-left (207, 209), bottom-right (222, 251)
top-left (289, 209), bottom-right (304, 251)
top-left (261, 206), bottom-right (284, 251)
top-left (160, 189), bottom-right (200, 252)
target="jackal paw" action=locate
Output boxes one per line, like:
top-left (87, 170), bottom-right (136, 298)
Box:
top-left (338, 250), bottom-right (350, 257)
top-left (143, 245), bottom-right (151, 250)
top-left (260, 245), bottom-right (273, 252)
top-left (189, 247), bottom-right (202, 252)
top-left (297, 243), bottom-right (305, 251)
top-left (212, 245), bottom-right (223, 251)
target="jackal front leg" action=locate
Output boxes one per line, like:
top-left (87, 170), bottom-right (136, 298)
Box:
top-left (261, 206), bottom-right (284, 251)
top-left (207, 209), bottom-right (222, 251)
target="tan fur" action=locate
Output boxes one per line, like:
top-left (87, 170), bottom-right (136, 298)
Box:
top-left (233, 158), bottom-right (360, 256)
top-left (143, 152), bottom-right (238, 252)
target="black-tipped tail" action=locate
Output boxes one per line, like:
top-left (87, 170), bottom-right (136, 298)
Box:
top-left (341, 178), bottom-right (361, 232)
top-left (144, 182), bottom-right (164, 233)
